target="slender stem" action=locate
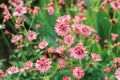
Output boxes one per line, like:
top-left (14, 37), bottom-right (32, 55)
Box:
top-left (29, 15), bottom-right (35, 30)
top-left (1, 30), bottom-right (11, 48)
top-left (16, 73), bottom-right (21, 80)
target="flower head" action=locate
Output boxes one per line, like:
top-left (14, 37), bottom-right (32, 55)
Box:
top-left (58, 59), bottom-right (66, 70)
top-left (63, 76), bottom-right (71, 80)
top-left (35, 56), bottom-right (52, 73)
top-left (28, 31), bottom-right (37, 41)
top-left (72, 66), bottom-right (85, 79)
top-left (115, 68), bottom-right (120, 80)
top-left (91, 53), bottom-right (101, 61)
top-left (13, 6), bottom-right (26, 17)
top-left (7, 66), bottom-right (19, 74)
top-left (24, 61), bottom-right (33, 70)
top-left (38, 41), bottom-right (48, 49)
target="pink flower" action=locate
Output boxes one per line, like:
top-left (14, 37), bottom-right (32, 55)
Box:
top-left (35, 56), bottom-right (52, 73)
top-left (7, 66), bottom-right (19, 74)
top-left (111, 33), bottom-right (118, 41)
top-left (64, 35), bottom-right (74, 46)
top-left (24, 61), bottom-right (33, 70)
top-left (16, 17), bottom-right (24, 24)
top-left (73, 13), bottom-right (86, 22)
top-left (69, 43), bottom-right (87, 60)
top-left (46, 48), bottom-right (55, 53)
top-left (110, 1), bottom-right (120, 10)
top-left (55, 46), bottom-right (64, 56)
top-left (80, 25), bottom-right (91, 38)
top-left (28, 31), bottom-right (37, 41)
top-left (63, 76), bottom-right (71, 80)
top-left (11, 35), bottom-right (22, 45)
top-left (13, 6), bottom-right (26, 17)
top-left (58, 59), bottom-right (66, 70)
top-left (3, 8), bottom-right (11, 22)
top-left (113, 57), bottom-right (120, 63)
top-left (72, 66), bottom-right (85, 79)
top-left (104, 67), bottom-right (111, 73)
top-left (35, 24), bottom-right (41, 28)
top-left (38, 41), bottom-right (48, 49)
top-left (33, 6), bottom-right (40, 15)
top-left (115, 68), bottom-right (120, 80)
top-left (93, 34), bottom-right (101, 42)
top-left (8, 0), bottom-right (23, 7)
top-left (55, 23), bottom-right (70, 36)
top-left (103, 76), bottom-right (108, 80)
top-left (47, 6), bottom-right (54, 15)
top-left (56, 15), bottom-right (71, 25)
top-left (91, 53), bottom-right (101, 61)
top-left (58, 0), bottom-right (65, 5)
top-left (104, 0), bottom-right (111, 4)
top-left (20, 68), bottom-right (25, 73)
top-left (76, 1), bottom-right (86, 11)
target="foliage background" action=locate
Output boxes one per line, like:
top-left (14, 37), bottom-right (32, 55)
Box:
top-left (0, 0), bottom-right (120, 79)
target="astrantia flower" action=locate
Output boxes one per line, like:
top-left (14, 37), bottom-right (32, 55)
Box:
top-left (47, 6), bottom-right (54, 15)
top-left (28, 31), bottom-right (37, 41)
top-left (72, 66), bottom-right (85, 79)
top-left (58, 59), bottom-right (66, 70)
top-left (20, 68), bottom-right (25, 73)
top-left (35, 56), bottom-right (52, 73)
top-left (3, 8), bottom-right (11, 22)
top-left (113, 57), bottom-right (120, 63)
top-left (58, 0), bottom-right (65, 5)
top-left (7, 66), bottom-right (19, 74)
top-left (104, 67), bottom-right (111, 73)
top-left (115, 68), bottom-right (120, 80)
top-left (64, 35), bottom-right (74, 46)
top-left (110, 1), bottom-right (120, 10)
top-left (9, 0), bottom-right (23, 7)
top-left (111, 33), bottom-right (118, 41)
top-left (93, 34), bottom-right (101, 42)
top-left (33, 6), bottom-right (40, 15)
top-left (11, 35), bottom-right (22, 45)
top-left (38, 41), bottom-right (48, 49)
top-left (91, 53), bottom-right (101, 61)
top-left (13, 6), bottom-right (26, 17)
top-left (69, 43), bottom-right (87, 60)
top-left (63, 76), bottom-right (71, 80)
top-left (55, 23), bottom-right (70, 36)
top-left (73, 13), bottom-right (86, 22)
top-left (56, 15), bottom-right (71, 25)
top-left (103, 76), bottom-right (108, 80)
top-left (24, 61), bottom-right (33, 70)
top-left (80, 25), bottom-right (91, 38)
top-left (55, 46), bottom-right (64, 56)
top-left (0, 69), bottom-right (5, 78)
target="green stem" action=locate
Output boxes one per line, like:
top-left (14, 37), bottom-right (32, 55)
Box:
top-left (16, 73), bottom-right (21, 80)
top-left (29, 15), bottom-right (35, 30)
top-left (1, 30), bottom-right (11, 48)
top-left (48, 65), bottom-right (58, 78)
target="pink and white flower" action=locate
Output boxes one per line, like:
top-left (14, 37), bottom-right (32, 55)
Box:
top-left (63, 76), bottom-right (71, 80)
top-left (35, 56), bottom-right (52, 73)
top-left (69, 43), bottom-right (87, 60)
top-left (115, 68), bottom-right (120, 80)
top-left (13, 6), bottom-right (26, 17)
top-left (72, 66), bottom-right (85, 79)
top-left (24, 61), bottom-right (33, 70)
top-left (7, 66), bottom-right (19, 74)
top-left (64, 35), bottom-right (74, 46)
top-left (28, 31), bottom-right (37, 41)
top-left (58, 59), bottom-right (66, 70)
top-left (38, 41), bottom-right (48, 49)
top-left (91, 53), bottom-right (101, 61)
